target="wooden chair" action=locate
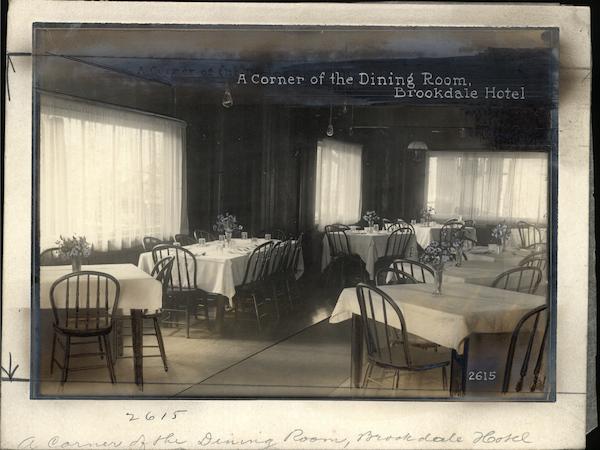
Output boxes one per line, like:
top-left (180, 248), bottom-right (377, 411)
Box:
top-left (519, 251), bottom-right (548, 273)
top-left (40, 247), bottom-right (71, 266)
top-left (193, 229), bottom-right (215, 242)
top-left (392, 259), bottom-right (435, 283)
top-left (233, 241), bottom-right (274, 331)
top-left (284, 233), bottom-right (304, 307)
top-left (374, 267), bottom-right (418, 286)
top-left (263, 240), bottom-right (292, 317)
top-left (174, 234), bottom-right (197, 246)
top-left (516, 221), bottom-right (543, 250)
top-left (114, 257), bottom-right (173, 371)
top-left (151, 244), bottom-right (212, 338)
top-left (355, 283), bottom-right (450, 391)
top-left (49, 271), bottom-right (120, 384)
top-left (374, 225), bottom-right (415, 273)
top-left (142, 236), bottom-right (165, 252)
top-left (324, 224), bottom-right (367, 288)
top-left (502, 305), bottom-right (549, 393)
top-left (492, 267), bottom-right (543, 295)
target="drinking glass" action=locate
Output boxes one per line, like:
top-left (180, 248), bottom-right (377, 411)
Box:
top-left (411, 219), bottom-right (417, 225)
top-left (241, 231), bottom-right (248, 240)
top-left (219, 235), bottom-right (225, 244)
top-left (198, 238), bottom-right (206, 247)
top-left (265, 233), bottom-right (272, 240)
top-left (373, 224), bottom-right (379, 232)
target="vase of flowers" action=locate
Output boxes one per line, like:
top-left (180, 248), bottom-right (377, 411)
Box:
top-left (214, 213), bottom-right (243, 246)
top-left (56, 235), bottom-right (92, 272)
top-left (491, 222), bottom-right (511, 253)
top-left (363, 210), bottom-right (379, 232)
top-left (420, 206), bottom-right (436, 226)
top-left (420, 240), bottom-right (461, 295)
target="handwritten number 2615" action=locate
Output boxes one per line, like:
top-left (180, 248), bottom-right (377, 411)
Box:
top-left (126, 410), bottom-right (187, 422)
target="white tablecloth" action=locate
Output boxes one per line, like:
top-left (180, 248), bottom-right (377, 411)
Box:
top-left (137, 239), bottom-right (304, 307)
top-left (321, 231), bottom-right (418, 280)
top-left (413, 223), bottom-right (477, 249)
top-left (330, 283), bottom-right (545, 351)
top-left (39, 264), bottom-right (163, 313)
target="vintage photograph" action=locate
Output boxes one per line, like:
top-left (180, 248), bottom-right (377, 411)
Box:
top-left (32, 25), bottom-right (556, 400)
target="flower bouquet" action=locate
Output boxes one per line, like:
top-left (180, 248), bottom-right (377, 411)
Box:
top-left (420, 206), bottom-right (435, 226)
top-left (491, 222), bottom-right (511, 252)
top-left (56, 235), bottom-right (92, 272)
top-left (213, 213), bottom-right (243, 245)
top-left (362, 210), bottom-right (379, 231)
top-left (419, 240), bottom-right (461, 295)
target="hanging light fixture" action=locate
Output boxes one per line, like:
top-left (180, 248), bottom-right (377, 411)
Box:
top-left (407, 141), bottom-right (428, 163)
top-left (222, 86), bottom-right (233, 108)
top-left (326, 105), bottom-right (334, 137)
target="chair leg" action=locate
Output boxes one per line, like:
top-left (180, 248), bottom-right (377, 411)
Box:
top-left (393, 370), bottom-right (400, 389)
top-left (362, 362), bottom-right (373, 388)
top-left (153, 317), bottom-right (168, 372)
top-left (252, 294), bottom-right (262, 332)
top-left (272, 284), bottom-right (280, 321)
top-left (185, 301), bottom-right (191, 339)
top-left (50, 331), bottom-right (57, 375)
top-left (98, 336), bottom-right (104, 360)
top-left (102, 334), bottom-right (117, 384)
top-left (61, 336), bottom-right (71, 385)
top-left (442, 366), bottom-right (448, 391)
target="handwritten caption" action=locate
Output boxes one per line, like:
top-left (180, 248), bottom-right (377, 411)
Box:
top-left (17, 428), bottom-right (532, 449)
top-left (236, 71), bottom-right (526, 100)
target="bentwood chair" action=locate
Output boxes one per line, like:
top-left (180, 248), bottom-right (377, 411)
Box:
top-left (519, 251), bottom-right (548, 273)
top-left (284, 233), bottom-right (304, 307)
top-left (516, 221), bottom-right (544, 250)
top-left (40, 247), bottom-right (71, 266)
top-left (502, 305), bottom-right (549, 393)
top-left (151, 244), bottom-right (212, 338)
top-left (143, 236), bottom-right (166, 252)
top-left (193, 229), bottom-right (215, 242)
top-left (233, 241), bottom-right (274, 331)
top-left (374, 267), bottom-right (418, 286)
top-left (355, 283), bottom-right (450, 391)
top-left (392, 259), bottom-right (435, 283)
top-left (263, 240), bottom-right (292, 318)
top-left (49, 271), bottom-right (120, 384)
top-left (492, 267), bottom-right (543, 295)
top-left (374, 225), bottom-right (415, 273)
top-left (324, 224), bottom-right (367, 288)
top-left (174, 234), bottom-right (197, 246)
top-left (114, 257), bottom-right (174, 372)
top-left (374, 268), bottom-right (439, 351)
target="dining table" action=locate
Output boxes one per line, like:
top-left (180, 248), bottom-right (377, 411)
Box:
top-left (321, 229), bottom-right (418, 280)
top-left (330, 282), bottom-right (546, 395)
top-left (137, 238), bottom-right (305, 331)
top-left (39, 264), bottom-right (162, 389)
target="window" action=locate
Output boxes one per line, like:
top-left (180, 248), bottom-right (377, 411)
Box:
top-left (314, 138), bottom-right (362, 230)
top-left (40, 94), bottom-right (185, 251)
top-left (426, 151), bottom-right (547, 224)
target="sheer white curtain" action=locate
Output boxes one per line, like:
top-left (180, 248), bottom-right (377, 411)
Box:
top-left (314, 138), bottom-right (362, 230)
top-left (426, 151), bottom-right (547, 224)
top-left (40, 94), bottom-right (185, 251)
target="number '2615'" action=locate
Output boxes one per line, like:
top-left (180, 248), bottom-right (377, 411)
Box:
top-left (468, 370), bottom-right (497, 381)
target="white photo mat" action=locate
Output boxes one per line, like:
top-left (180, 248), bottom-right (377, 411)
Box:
top-left (2, 1), bottom-right (591, 449)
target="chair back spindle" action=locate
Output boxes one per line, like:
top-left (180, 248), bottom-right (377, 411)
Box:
top-left (49, 271), bottom-right (120, 332)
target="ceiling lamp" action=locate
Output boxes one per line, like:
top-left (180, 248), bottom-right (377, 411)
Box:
top-left (222, 87), bottom-right (233, 108)
top-left (326, 105), bottom-right (334, 137)
top-left (407, 141), bottom-right (428, 163)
